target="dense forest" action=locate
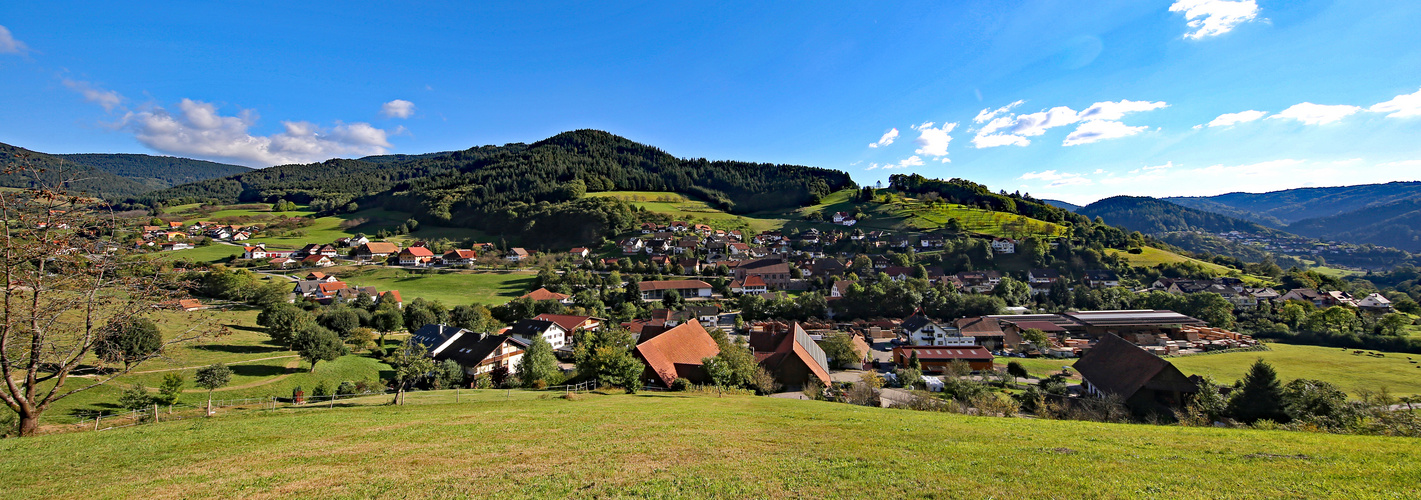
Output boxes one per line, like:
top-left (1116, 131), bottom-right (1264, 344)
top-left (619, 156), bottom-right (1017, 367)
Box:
top-left (0, 141), bottom-right (249, 200)
top-left (887, 174), bottom-right (1084, 225)
top-left (1077, 196), bottom-right (1278, 235)
top-left (133, 130), bottom-right (853, 248)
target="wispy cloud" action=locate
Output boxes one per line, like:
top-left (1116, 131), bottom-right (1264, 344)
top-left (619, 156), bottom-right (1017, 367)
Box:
top-left (1271, 102), bottom-right (1361, 125)
top-left (380, 99), bottom-right (416, 119)
top-left (877, 156), bottom-right (924, 170)
top-left (972, 99), bottom-right (1166, 148)
top-left (1168, 0), bottom-right (1260, 40)
top-left (973, 100), bottom-right (1024, 124)
top-left (0, 25), bottom-right (27, 54)
top-left (1201, 110), bottom-right (1267, 128)
top-left (1062, 120), bottom-right (1149, 146)
top-left (119, 99), bottom-right (395, 167)
top-left (61, 79), bottom-right (123, 112)
top-left (1368, 87), bottom-right (1421, 119)
top-left (868, 128), bottom-right (899, 148)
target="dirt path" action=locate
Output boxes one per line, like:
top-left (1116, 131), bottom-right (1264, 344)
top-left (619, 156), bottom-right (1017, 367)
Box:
top-left (129, 355), bottom-right (300, 375)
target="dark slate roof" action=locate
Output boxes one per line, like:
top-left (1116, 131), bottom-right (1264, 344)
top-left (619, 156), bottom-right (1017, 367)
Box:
top-left (1073, 334), bottom-right (1197, 399)
top-left (409, 324), bottom-right (470, 353)
top-left (507, 319), bottom-right (561, 339)
top-left (1062, 310), bottom-right (1207, 327)
top-left (901, 314), bottom-right (935, 332)
top-left (434, 333), bottom-right (522, 366)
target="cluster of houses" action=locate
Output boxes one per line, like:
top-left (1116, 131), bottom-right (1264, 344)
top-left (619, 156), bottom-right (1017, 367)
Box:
top-left (620, 222), bottom-right (1024, 262)
top-left (1146, 277), bottom-right (1394, 313)
top-left (288, 271), bottom-right (402, 307)
top-left (899, 308), bottom-right (1258, 357)
top-left (139, 220), bottom-right (257, 251)
top-left (1215, 230), bottom-right (1359, 256)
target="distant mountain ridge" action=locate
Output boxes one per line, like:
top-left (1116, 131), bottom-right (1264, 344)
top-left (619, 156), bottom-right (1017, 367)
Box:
top-left (1042, 199), bottom-right (1079, 212)
top-left (1165, 181), bottom-right (1421, 252)
top-left (1076, 196), bottom-right (1278, 235)
top-left (0, 142), bottom-right (249, 200)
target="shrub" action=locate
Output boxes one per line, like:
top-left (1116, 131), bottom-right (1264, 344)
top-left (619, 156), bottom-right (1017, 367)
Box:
top-left (336, 381), bottom-right (358, 398)
top-left (671, 378), bottom-right (692, 391)
top-left (532, 379), bottom-right (548, 390)
top-left (118, 383), bottom-right (153, 411)
top-left (312, 380), bottom-right (332, 398)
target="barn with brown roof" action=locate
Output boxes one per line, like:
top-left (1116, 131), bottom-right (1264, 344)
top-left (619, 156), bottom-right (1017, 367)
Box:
top-left (749, 322), bottom-right (831, 390)
top-left (1074, 334), bottom-right (1198, 414)
top-left (633, 320), bottom-right (721, 387)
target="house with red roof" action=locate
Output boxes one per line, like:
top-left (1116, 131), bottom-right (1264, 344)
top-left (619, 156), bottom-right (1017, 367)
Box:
top-left (520, 287), bottom-right (572, 304)
top-left (398, 246), bottom-right (435, 266)
top-left (749, 322), bottom-right (831, 390)
top-left (633, 320), bottom-right (721, 387)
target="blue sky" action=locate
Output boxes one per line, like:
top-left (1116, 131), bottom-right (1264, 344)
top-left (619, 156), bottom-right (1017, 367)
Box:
top-left (2, 1), bottom-right (1419, 204)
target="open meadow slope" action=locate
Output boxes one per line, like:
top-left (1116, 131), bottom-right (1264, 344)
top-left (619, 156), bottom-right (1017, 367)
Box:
top-left (1, 392), bottom-right (1418, 499)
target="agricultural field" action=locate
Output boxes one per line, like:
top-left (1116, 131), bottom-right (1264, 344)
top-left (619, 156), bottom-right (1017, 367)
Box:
top-left (1106, 246), bottom-right (1277, 286)
top-left (589, 191), bottom-right (785, 233)
top-left (4, 392), bottom-right (1418, 498)
top-left (325, 266), bottom-right (537, 306)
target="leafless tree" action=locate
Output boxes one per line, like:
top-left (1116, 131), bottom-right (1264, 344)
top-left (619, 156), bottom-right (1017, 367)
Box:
top-left (0, 156), bottom-right (218, 436)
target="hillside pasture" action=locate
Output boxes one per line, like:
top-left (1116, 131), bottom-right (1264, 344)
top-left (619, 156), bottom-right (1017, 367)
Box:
top-left (3, 392), bottom-right (1418, 498)
top-left (590, 191), bottom-right (784, 233)
top-left (329, 267), bottom-right (536, 306)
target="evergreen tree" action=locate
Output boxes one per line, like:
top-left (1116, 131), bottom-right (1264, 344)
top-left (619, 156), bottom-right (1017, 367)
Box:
top-left (1226, 359), bottom-right (1289, 424)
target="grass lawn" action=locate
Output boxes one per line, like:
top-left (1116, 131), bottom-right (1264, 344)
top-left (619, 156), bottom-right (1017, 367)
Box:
top-left (994, 356), bottom-right (1077, 379)
top-left (330, 267), bottom-right (537, 306)
top-left (1168, 343), bottom-right (1421, 396)
top-left (4, 392), bottom-right (1418, 498)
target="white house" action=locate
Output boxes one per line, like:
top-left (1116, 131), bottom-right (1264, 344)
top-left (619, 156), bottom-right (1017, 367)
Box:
top-left (243, 245), bottom-right (268, 260)
top-left (508, 319), bottom-right (570, 350)
top-left (903, 314), bottom-right (973, 347)
top-left (991, 238), bottom-right (1016, 254)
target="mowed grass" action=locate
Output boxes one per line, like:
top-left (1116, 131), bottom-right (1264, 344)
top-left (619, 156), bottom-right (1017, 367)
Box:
top-left (1168, 343), bottom-right (1421, 396)
top-left (331, 266), bottom-right (537, 305)
top-left (1009, 343), bottom-right (1421, 397)
top-left (3, 393), bottom-right (1418, 498)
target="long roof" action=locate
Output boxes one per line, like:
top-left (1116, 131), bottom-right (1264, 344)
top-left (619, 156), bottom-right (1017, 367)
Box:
top-left (634, 320), bottom-right (720, 387)
top-left (894, 345), bottom-right (993, 361)
top-left (434, 334), bottom-right (526, 366)
top-left (1062, 310), bottom-right (1207, 327)
top-left (1073, 334), bottom-right (1197, 398)
top-left (638, 280), bottom-right (712, 291)
top-left (409, 324), bottom-right (470, 355)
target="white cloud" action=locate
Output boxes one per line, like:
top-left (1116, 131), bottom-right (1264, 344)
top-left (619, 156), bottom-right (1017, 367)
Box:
top-left (1168, 0), bottom-right (1260, 40)
top-left (1062, 120), bottom-right (1148, 146)
top-left (1368, 87), bottom-right (1421, 119)
top-left (1019, 170), bottom-right (1074, 181)
top-left (880, 156), bottom-right (924, 170)
top-left (1049, 177), bottom-right (1093, 188)
top-left (971, 133), bottom-right (1031, 148)
top-left (0, 25), bottom-right (27, 54)
top-left (912, 122), bottom-right (955, 161)
top-left (868, 128), bottom-right (898, 148)
top-left (1271, 102), bottom-right (1361, 125)
top-left (61, 79), bottom-right (123, 112)
top-left (1004, 107), bottom-right (1080, 137)
top-left (973, 100), bottom-right (1024, 124)
top-left (121, 99), bottom-right (394, 167)
top-left (1129, 161), bottom-right (1177, 174)
top-left (1204, 110), bottom-right (1268, 127)
top-left (1077, 100), bottom-right (1169, 121)
top-left (380, 99), bottom-right (416, 119)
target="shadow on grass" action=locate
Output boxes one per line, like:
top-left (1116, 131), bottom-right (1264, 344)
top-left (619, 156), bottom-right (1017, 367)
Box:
top-left (231, 363), bottom-right (291, 378)
top-left (225, 324), bottom-right (268, 334)
top-left (188, 344), bottom-right (286, 355)
top-left (635, 394), bottom-right (687, 398)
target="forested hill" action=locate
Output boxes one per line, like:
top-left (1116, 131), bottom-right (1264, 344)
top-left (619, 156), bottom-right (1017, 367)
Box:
top-left (56, 153), bottom-right (249, 190)
top-left (1165, 181), bottom-right (1421, 226)
top-left (135, 130), bottom-right (853, 248)
top-left (1077, 196), bottom-right (1278, 235)
top-left (138, 129), bottom-right (852, 214)
top-left (0, 142), bottom-right (249, 200)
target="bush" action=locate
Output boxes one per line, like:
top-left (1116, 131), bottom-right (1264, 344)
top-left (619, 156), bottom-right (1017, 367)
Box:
top-left (118, 383), bottom-right (153, 411)
top-left (671, 378), bottom-right (692, 391)
top-left (532, 379), bottom-right (548, 390)
top-left (312, 380), bottom-right (332, 398)
top-left (336, 381), bottom-right (358, 398)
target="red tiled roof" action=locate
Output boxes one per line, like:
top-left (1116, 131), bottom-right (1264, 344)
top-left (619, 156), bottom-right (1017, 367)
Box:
top-left (637, 280), bottom-right (712, 292)
top-left (635, 320), bottom-right (721, 387)
top-left (742, 275), bottom-right (767, 287)
top-left (317, 282), bottom-right (348, 294)
top-left (401, 246), bottom-right (434, 257)
top-left (380, 290), bottom-right (402, 303)
top-left (521, 288), bottom-right (570, 301)
top-left (532, 314), bottom-right (601, 333)
top-left (358, 242), bottom-right (400, 254)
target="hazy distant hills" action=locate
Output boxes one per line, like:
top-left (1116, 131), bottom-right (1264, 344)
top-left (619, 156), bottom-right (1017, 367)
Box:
top-left (1041, 199), bottom-right (1080, 212)
top-left (0, 142), bottom-right (249, 200)
top-left (1165, 182), bottom-right (1421, 252)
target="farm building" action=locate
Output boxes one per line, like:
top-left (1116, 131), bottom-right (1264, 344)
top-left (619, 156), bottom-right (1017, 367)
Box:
top-left (892, 346), bottom-right (994, 372)
top-left (1074, 334), bottom-right (1199, 415)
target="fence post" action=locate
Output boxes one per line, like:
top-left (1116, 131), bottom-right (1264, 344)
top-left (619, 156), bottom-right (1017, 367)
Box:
top-left (455, 388), bottom-right (459, 403)
top-left (153, 403), bottom-right (159, 424)
top-left (94, 413), bottom-right (100, 431)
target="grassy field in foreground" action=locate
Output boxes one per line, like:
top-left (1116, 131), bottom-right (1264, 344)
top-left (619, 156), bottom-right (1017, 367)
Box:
top-left (2, 392), bottom-right (1417, 498)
